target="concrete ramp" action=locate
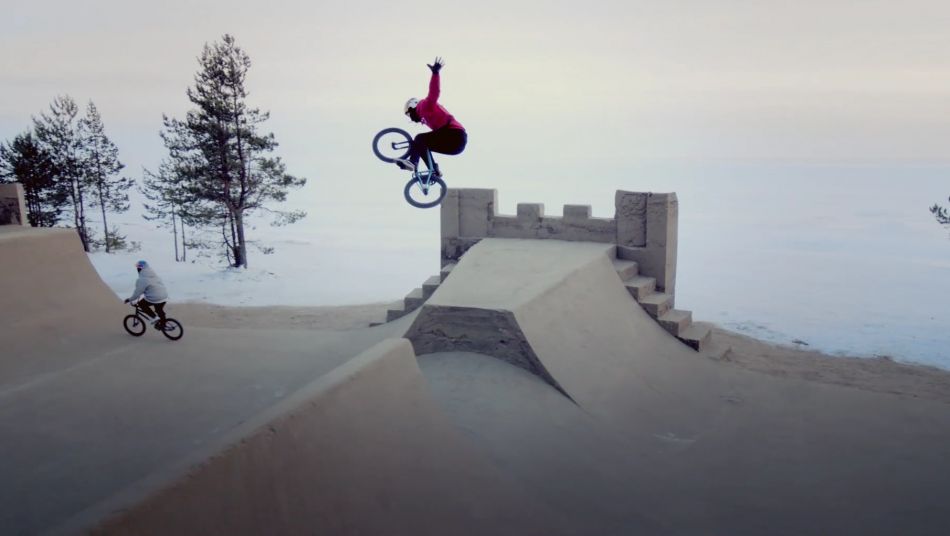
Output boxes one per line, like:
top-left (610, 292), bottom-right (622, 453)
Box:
top-left (82, 339), bottom-right (564, 535)
top-left (1, 227), bottom-right (129, 384)
top-left (0, 227), bottom-right (122, 326)
top-left (405, 238), bottom-right (720, 423)
top-left (0, 227), bottom-right (461, 534)
top-left (6, 226), bottom-right (950, 535)
top-left (403, 239), bottom-right (950, 534)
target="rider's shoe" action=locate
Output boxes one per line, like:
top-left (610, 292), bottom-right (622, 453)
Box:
top-left (395, 159), bottom-right (415, 172)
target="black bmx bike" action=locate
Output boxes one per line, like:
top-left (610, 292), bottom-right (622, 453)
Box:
top-left (123, 301), bottom-right (184, 341)
top-left (372, 127), bottom-right (447, 209)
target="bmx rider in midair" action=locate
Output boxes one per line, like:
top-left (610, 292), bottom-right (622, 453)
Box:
top-left (395, 57), bottom-right (468, 175)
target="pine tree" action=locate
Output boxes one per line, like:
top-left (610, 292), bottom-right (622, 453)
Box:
top-left (161, 34), bottom-right (306, 268)
top-left (78, 101), bottom-right (133, 252)
top-left (142, 160), bottom-right (198, 262)
top-left (0, 131), bottom-right (68, 227)
top-left (33, 96), bottom-right (91, 250)
top-left (933, 197), bottom-right (950, 235)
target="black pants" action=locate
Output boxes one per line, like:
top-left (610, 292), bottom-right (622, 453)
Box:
top-left (409, 127), bottom-right (467, 168)
top-left (139, 300), bottom-right (167, 325)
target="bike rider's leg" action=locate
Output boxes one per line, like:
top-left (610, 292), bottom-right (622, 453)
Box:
top-left (153, 301), bottom-right (167, 328)
top-left (424, 127), bottom-right (467, 157)
top-left (409, 128), bottom-right (467, 173)
top-left (138, 300), bottom-right (157, 321)
top-left (409, 131), bottom-right (436, 169)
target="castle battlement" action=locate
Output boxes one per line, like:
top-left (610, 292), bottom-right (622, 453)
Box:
top-left (440, 188), bottom-right (678, 294)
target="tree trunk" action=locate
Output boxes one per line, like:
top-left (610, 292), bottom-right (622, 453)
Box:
top-left (181, 218), bottom-right (187, 262)
top-left (172, 211), bottom-right (179, 262)
top-left (234, 210), bottom-right (247, 269)
top-left (98, 180), bottom-right (110, 253)
top-left (222, 218), bottom-right (233, 266)
top-left (75, 175), bottom-right (89, 252)
top-left (227, 211), bottom-right (240, 267)
top-left (25, 188), bottom-right (39, 227)
top-left (67, 178), bottom-right (87, 251)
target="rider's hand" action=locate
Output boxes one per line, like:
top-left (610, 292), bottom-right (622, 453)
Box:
top-left (428, 57), bottom-right (444, 74)
top-left (124, 298), bottom-right (130, 304)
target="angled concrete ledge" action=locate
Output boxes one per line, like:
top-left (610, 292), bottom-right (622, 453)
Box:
top-left (405, 305), bottom-right (569, 399)
top-left (407, 239), bottom-right (624, 400)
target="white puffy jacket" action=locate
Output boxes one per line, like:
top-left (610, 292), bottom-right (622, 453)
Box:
top-left (129, 266), bottom-right (169, 303)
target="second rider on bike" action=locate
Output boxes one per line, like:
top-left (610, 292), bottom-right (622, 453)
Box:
top-left (124, 260), bottom-right (169, 330)
top-left (395, 57), bottom-right (468, 175)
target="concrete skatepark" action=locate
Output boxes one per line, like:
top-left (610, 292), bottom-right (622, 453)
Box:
top-left (2, 187), bottom-right (950, 535)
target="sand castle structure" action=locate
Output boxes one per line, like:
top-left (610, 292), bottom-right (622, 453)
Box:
top-left (386, 188), bottom-right (711, 352)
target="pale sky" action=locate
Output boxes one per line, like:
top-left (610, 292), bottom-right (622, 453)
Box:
top-left (2, 0), bottom-right (948, 218)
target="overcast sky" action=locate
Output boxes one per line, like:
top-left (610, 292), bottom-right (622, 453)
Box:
top-left (2, 0), bottom-right (948, 219)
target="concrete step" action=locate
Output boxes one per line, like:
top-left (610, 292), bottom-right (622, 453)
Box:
top-left (624, 276), bottom-right (656, 300)
top-left (404, 288), bottom-right (425, 311)
top-left (701, 335), bottom-right (732, 361)
top-left (422, 275), bottom-right (442, 298)
top-left (611, 259), bottom-right (639, 281)
top-left (440, 262), bottom-right (457, 282)
top-left (658, 309), bottom-right (692, 337)
top-left (678, 322), bottom-right (712, 352)
top-left (638, 292), bottom-right (673, 318)
top-left (386, 308), bottom-right (407, 322)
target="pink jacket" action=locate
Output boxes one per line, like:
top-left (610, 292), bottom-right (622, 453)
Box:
top-left (416, 73), bottom-right (465, 131)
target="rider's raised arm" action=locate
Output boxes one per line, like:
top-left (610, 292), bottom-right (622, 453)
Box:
top-left (426, 72), bottom-right (440, 104)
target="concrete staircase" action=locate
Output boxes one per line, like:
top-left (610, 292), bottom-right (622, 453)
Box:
top-left (611, 258), bottom-right (711, 352)
top-left (381, 263), bottom-right (457, 323)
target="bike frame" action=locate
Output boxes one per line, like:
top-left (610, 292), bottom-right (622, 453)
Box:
top-left (412, 150), bottom-right (439, 193)
top-left (387, 138), bottom-right (438, 193)
top-left (130, 301), bottom-right (159, 322)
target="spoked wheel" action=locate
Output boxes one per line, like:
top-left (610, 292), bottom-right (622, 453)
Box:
top-left (404, 176), bottom-right (447, 209)
top-left (372, 128), bottom-right (413, 163)
top-left (123, 314), bottom-right (146, 337)
top-left (160, 318), bottom-right (184, 341)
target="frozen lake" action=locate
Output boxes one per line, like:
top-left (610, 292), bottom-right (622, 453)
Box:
top-left (90, 159), bottom-right (950, 370)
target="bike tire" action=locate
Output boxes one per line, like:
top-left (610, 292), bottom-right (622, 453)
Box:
top-left (123, 314), bottom-right (146, 337)
top-left (161, 318), bottom-right (184, 341)
top-left (404, 176), bottom-right (448, 209)
top-left (372, 128), bottom-right (413, 163)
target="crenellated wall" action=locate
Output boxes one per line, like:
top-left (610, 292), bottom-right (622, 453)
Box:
top-left (440, 188), bottom-right (678, 294)
top-left (0, 183), bottom-right (28, 226)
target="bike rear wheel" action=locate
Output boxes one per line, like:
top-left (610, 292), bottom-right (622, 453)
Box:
top-left (123, 314), bottom-right (146, 336)
top-left (404, 176), bottom-right (447, 209)
top-left (161, 318), bottom-right (184, 341)
top-left (372, 128), bottom-right (413, 163)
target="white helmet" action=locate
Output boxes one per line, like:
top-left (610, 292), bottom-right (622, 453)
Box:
top-left (404, 98), bottom-right (419, 114)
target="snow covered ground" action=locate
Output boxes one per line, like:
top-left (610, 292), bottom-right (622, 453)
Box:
top-left (88, 162), bottom-right (950, 371)
top-left (89, 222), bottom-right (438, 307)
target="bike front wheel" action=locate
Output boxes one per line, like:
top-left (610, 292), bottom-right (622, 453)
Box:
top-left (161, 318), bottom-right (184, 341)
top-left (404, 176), bottom-right (447, 209)
top-left (372, 128), bottom-right (413, 163)
top-left (123, 314), bottom-right (146, 337)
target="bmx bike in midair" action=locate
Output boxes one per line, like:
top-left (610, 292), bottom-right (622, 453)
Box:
top-left (372, 127), bottom-right (447, 209)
